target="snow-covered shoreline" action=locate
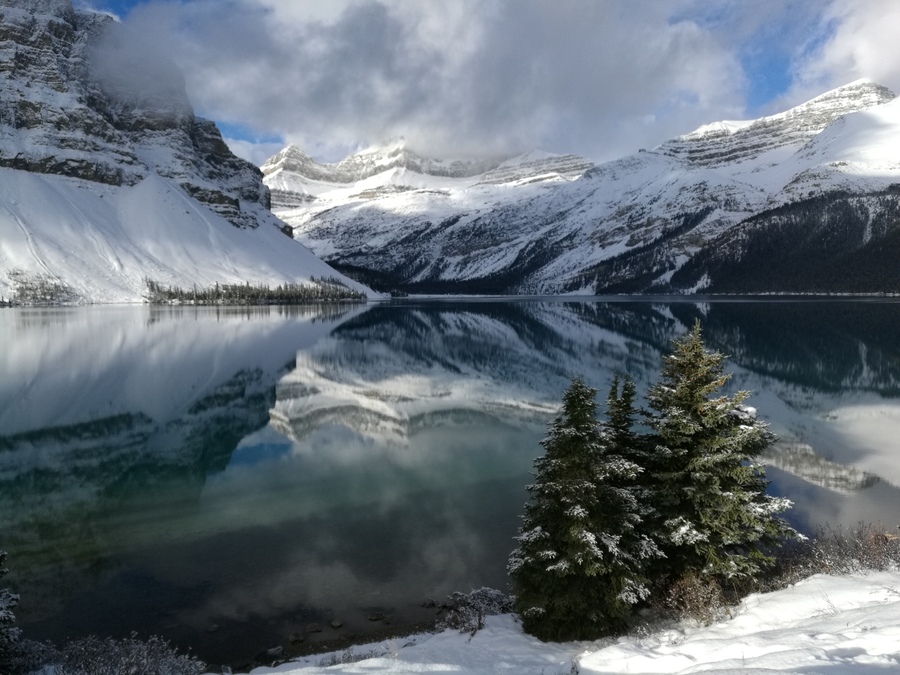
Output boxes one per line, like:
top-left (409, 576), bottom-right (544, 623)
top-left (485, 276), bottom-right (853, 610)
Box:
top-left (232, 570), bottom-right (900, 675)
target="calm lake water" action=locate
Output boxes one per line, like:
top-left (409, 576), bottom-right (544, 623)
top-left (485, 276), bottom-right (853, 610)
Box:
top-left (3, 298), bottom-right (900, 665)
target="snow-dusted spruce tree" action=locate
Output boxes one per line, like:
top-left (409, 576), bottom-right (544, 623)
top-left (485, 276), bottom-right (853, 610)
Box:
top-left (509, 377), bottom-right (659, 641)
top-left (0, 550), bottom-right (20, 665)
top-left (644, 321), bottom-right (794, 583)
top-left (592, 376), bottom-right (662, 616)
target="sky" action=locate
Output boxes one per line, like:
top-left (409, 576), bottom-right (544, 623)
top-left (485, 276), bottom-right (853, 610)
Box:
top-left (75, 0), bottom-right (900, 166)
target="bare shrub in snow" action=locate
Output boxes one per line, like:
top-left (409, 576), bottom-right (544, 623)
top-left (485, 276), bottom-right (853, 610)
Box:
top-left (435, 587), bottom-right (513, 635)
top-left (1, 638), bottom-right (61, 675)
top-left (0, 549), bottom-right (21, 670)
top-left (316, 647), bottom-right (384, 667)
top-left (58, 634), bottom-right (205, 675)
top-left (767, 523), bottom-right (900, 588)
top-left (658, 572), bottom-right (728, 625)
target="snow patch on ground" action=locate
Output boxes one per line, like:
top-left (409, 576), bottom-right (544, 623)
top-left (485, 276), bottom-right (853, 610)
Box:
top-left (0, 169), bottom-right (373, 302)
top-left (233, 571), bottom-right (900, 675)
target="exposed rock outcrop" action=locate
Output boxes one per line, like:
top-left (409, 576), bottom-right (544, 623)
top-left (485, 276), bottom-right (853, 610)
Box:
top-left (0, 0), bottom-right (372, 303)
top-left (0, 0), bottom-right (268, 225)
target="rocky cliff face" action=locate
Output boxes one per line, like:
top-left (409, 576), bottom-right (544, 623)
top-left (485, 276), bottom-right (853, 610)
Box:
top-left (0, 0), bottom-right (267, 226)
top-left (658, 81), bottom-right (895, 167)
top-left (0, 0), bottom-right (372, 303)
top-left (270, 80), bottom-right (900, 295)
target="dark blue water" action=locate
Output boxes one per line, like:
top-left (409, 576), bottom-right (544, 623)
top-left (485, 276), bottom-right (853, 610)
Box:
top-left (3, 299), bottom-right (900, 664)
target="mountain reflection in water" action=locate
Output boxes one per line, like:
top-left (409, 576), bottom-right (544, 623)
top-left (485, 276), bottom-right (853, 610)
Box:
top-left (3, 299), bottom-right (900, 664)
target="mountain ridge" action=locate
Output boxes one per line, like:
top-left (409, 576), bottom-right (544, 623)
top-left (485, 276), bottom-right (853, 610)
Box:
top-left (267, 80), bottom-right (900, 295)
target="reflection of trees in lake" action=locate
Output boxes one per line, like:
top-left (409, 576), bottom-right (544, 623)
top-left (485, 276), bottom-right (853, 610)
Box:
top-left (0, 305), bottom-right (352, 633)
top-left (275, 300), bottom-right (900, 499)
top-left (695, 302), bottom-right (900, 394)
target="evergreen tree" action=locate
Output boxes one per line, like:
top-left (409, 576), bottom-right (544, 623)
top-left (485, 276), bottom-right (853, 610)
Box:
top-left (509, 377), bottom-right (659, 641)
top-left (644, 321), bottom-right (794, 582)
top-left (591, 376), bottom-right (662, 618)
top-left (605, 375), bottom-right (647, 469)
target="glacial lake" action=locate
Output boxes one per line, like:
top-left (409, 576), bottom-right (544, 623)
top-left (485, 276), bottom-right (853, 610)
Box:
top-left (3, 298), bottom-right (900, 666)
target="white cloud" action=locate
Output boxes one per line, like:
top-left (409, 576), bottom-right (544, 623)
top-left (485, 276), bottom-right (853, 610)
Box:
top-left (115, 0), bottom-right (897, 166)
top-left (794, 0), bottom-right (900, 94)
top-left (253, 0), bottom-right (356, 25)
top-left (223, 137), bottom-right (285, 166)
top-left (121, 0), bottom-right (750, 163)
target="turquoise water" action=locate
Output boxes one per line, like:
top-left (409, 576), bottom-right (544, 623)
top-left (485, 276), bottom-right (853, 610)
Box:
top-left (3, 299), bottom-right (900, 664)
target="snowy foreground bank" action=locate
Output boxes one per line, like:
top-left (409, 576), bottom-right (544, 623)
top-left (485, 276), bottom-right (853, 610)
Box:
top-left (231, 571), bottom-right (900, 675)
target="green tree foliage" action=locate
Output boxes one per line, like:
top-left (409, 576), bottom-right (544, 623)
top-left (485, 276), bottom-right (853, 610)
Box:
top-left (509, 378), bottom-right (660, 641)
top-left (144, 276), bottom-right (366, 305)
top-left (508, 378), bottom-right (606, 641)
top-left (509, 322), bottom-right (795, 641)
top-left (644, 321), bottom-right (794, 581)
top-left (590, 377), bottom-right (662, 620)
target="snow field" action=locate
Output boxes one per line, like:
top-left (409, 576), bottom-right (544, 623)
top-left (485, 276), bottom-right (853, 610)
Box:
top-left (0, 169), bottom-right (373, 303)
top-left (234, 571), bottom-right (900, 675)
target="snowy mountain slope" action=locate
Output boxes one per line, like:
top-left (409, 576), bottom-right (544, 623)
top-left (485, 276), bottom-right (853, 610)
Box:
top-left (0, 169), bottom-right (369, 303)
top-left (269, 80), bottom-right (899, 294)
top-left (0, 0), bottom-right (372, 303)
top-left (673, 97), bottom-right (900, 293)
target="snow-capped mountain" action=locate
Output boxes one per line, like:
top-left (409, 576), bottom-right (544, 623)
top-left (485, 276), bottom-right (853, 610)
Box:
top-left (268, 80), bottom-right (900, 294)
top-left (263, 140), bottom-right (507, 195)
top-left (0, 0), bottom-right (371, 303)
top-left (261, 141), bottom-right (592, 209)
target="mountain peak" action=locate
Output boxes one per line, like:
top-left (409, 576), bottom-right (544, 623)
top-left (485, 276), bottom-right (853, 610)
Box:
top-left (261, 144), bottom-right (314, 171)
top-left (802, 78), bottom-right (894, 105)
top-left (661, 80), bottom-right (896, 166)
top-left (261, 142), bottom-right (508, 186)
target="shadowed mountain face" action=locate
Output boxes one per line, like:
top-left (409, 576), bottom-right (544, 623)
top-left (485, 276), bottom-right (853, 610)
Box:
top-left (267, 82), bottom-right (900, 295)
top-left (5, 299), bottom-right (900, 664)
